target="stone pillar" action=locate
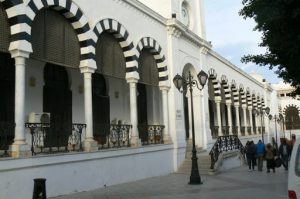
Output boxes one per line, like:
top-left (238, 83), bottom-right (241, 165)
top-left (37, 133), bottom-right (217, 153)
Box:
top-left (160, 86), bottom-right (171, 144)
top-left (226, 103), bottom-right (232, 135)
top-left (127, 78), bottom-right (141, 147)
top-left (215, 98), bottom-right (222, 136)
top-left (242, 105), bottom-right (248, 135)
top-left (82, 72), bottom-right (97, 152)
top-left (249, 107), bottom-right (253, 135)
top-left (235, 105), bottom-right (241, 136)
top-left (10, 55), bottom-right (30, 157)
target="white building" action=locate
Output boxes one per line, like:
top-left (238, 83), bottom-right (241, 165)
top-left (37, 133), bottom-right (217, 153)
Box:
top-left (0, 0), bottom-right (283, 198)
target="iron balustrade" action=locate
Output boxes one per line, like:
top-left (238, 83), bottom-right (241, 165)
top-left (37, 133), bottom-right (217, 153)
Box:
top-left (211, 126), bottom-right (219, 139)
top-left (0, 122), bottom-right (15, 157)
top-left (94, 124), bottom-right (131, 149)
top-left (232, 126), bottom-right (238, 135)
top-left (209, 135), bottom-right (245, 170)
top-left (247, 127), bottom-right (252, 135)
top-left (25, 123), bottom-right (85, 155)
top-left (241, 126), bottom-right (246, 136)
top-left (138, 125), bottom-right (164, 145)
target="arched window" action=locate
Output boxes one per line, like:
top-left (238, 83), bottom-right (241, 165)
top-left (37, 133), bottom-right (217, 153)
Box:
top-left (285, 106), bottom-right (300, 130)
top-left (31, 9), bottom-right (80, 68)
top-left (0, 4), bottom-right (10, 52)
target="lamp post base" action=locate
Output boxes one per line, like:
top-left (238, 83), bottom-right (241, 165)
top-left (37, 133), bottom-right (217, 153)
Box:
top-left (189, 151), bottom-right (203, 185)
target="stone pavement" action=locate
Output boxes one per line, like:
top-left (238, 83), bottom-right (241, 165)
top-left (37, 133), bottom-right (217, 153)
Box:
top-left (51, 166), bottom-right (288, 199)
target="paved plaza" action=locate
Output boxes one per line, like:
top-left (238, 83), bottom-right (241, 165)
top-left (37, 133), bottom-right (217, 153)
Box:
top-left (51, 166), bottom-right (288, 199)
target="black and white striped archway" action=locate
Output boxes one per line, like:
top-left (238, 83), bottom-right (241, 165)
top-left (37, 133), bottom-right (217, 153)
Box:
top-left (93, 18), bottom-right (138, 78)
top-left (246, 88), bottom-right (252, 109)
top-left (240, 84), bottom-right (247, 107)
top-left (231, 80), bottom-right (239, 105)
top-left (0, 0), bottom-right (30, 52)
top-left (208, 68), bottom-right (221, 98)
top-left (26, 0), bottom-right (96, 68)
top-left (136, 37), bottom-right (168, 85)
top-left (221, 75), bottom-right (231, 104)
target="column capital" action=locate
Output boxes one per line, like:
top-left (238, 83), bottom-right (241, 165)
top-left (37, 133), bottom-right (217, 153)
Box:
top-left (126, 77), bottom-right (139, 84)
top-left (215, 97), bottom-right (221, 103)
top-left (9, 49), bottom-right (31, 58)
top-left (226, 102), bottom-right (232, 106)
top-left (159, 85), bottom-right (170, 92)
top-left (248, 107), bottom-right (253, 111)
top-left (242, 105), bottom-right (247, 109)
top-left (80, 67), bottom-right (96, 74)
top-left (234, 104), bottom-right (240, 108)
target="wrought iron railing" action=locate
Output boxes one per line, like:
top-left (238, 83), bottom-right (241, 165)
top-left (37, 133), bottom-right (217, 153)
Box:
top-left (138, 125), bottom-right (164, 145)
top-left (232, 126), bottom-right (238, 135)
top-left (241, 126), bottom-right (246, 136)
top-left (247, 127), bottom-right (252, 135)
top-left (25, 123), bottom-right (85, 155)
top-left (211, 126), bottom-right (219, 139)
top-left (221, 126), bottom-right (230, 135)
top-left (209, 135), bottom-right (245, 170)
top-left (94, 124), bottom-right (131, 149)
top-left (0, 122), bottom-right (15, 157)
top-left (258, 127), bottom-right (261, 134)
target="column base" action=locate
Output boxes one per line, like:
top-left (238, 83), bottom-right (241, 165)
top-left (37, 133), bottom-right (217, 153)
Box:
top-left (130, 136), bottom-right (141, 147)
top-left (83, 139), bottom-right (98, 152)
top-left (163, 135), bottom-right (172, 144)
top-left (9, 142), bottom-right (31, 158)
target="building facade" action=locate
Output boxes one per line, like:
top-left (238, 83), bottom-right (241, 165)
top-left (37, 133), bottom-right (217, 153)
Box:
top-left (0, 0), bottom-right (283, 198)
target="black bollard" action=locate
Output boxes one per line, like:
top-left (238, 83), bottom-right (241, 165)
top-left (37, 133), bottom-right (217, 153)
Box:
top-left (33, 178), bottom-right (47, 199)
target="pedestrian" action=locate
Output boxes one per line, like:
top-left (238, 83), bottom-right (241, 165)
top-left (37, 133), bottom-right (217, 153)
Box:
top-left (279, 138), bottom-right (291, 170)
top-left (265, 143), bottom-right (276, 173)
top-left (290, 134), bottom-right (296, 153)
top-left (256, 140), bottom-right (265, 171)
top-left (245, 141), bottom-right (256, 171)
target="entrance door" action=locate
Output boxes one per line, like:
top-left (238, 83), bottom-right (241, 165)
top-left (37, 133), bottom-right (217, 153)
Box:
top-left (43, 63), bottom-right (72, 147)
top-left (0, 53), bottom-right (15, 150)
top-left (92, 73), bottom-right (110, 144)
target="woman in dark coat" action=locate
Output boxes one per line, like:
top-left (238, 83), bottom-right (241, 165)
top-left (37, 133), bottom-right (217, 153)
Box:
top-left (245, 141), bottom-right (256, 171)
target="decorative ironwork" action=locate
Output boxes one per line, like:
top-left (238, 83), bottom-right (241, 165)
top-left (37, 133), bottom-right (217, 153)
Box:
top-left (247, 127), bottom-right (252, 135)
top-left (94, 124), bottom-right (132, 149)
top-left (138, 125), bottom-right (164, 145)
top-left (241, 126), bottom-right (246, 136)
top-left (211, 126), bottom-right (219, 139)
top-left (258, 127), bottom-right (262, 134)
top-left (209, 135), bottom-right (245, 170)
top-left (25, 123), bottom-right (85, 155)
top-left (0, 122), bottom-right (15, 157)
top-left (232, 126), bottom-right (238, 135)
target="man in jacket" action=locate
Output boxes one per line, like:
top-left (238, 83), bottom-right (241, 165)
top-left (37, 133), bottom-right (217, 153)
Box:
top-left (279, 138), bottom-right (291, 170)
top-left (256, 140), bottom-right (265, 171)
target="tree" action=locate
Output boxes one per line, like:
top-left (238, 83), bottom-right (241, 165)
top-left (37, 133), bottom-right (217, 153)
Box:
top-left (239, 0), bottom-right (300, 94)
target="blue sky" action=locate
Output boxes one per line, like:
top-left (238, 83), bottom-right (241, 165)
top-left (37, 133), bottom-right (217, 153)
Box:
top-left (204, 0), bottom-right (281, 84)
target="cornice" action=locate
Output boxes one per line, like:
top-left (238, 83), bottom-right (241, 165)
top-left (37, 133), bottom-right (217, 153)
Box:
top-left (166, 19), bottom-right (212, 49)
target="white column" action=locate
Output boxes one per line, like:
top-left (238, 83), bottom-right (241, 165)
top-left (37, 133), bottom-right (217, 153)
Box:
top-left (249, 107), bottom-right (253, 135)
top-left (83, 72), bottom-right (97, 152)
top-left (128, 78), bottom-right (141, 147)
top-left (242, 106), bottom-right (248, 135)
top-left (235, 105), bottom-right (241, 136)
top-left (226, 103), bottom-right (232, 135)
top-left (10, 56), bottom-right (30, 157)
top-left (160, 86), bottom-right (171, 143)
top-left (215, 98), bottom-right (222, 136)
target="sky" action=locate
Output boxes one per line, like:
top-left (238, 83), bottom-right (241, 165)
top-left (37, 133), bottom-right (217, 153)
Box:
top-left (204, 0), bottom-right (281, 84)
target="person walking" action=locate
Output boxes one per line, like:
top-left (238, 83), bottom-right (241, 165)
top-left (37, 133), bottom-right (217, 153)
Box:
top-left (245, 141), bottom-right (256, 171)
top-left (256, 140), bottom-right (265, 171)
top-left (265, 143), bottom-right (276, 173)
top-left (279, 139), bottom-right (291, 170)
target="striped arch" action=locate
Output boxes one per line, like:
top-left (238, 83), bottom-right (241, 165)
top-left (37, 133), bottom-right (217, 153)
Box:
top-left (93, 18), bottom-right (138, 79)
top-left (246, 88), bottom-right (252, 109)
top-left (208, 68), bottom-right (221, 98)
top-left (136, 37), bottom-right (168, 85)
top-left (240, 84), bottom-right (247, 107)
top-left (26, 0), bottom-right (96, 69)
top-left (261, 98), bottom-right (266, 111)
top-left (0, 0), bottom-right (31, 53)
top-left (257, 95), bottom-right (262, 110)
top-left (283, 104), bottom-right (300, 117)
top-left (221, 75), bottom-right (231, 104)
top-left (231, 80), bottom-right (239, 105)
top-left (252, 94), bottom-right (257, 110)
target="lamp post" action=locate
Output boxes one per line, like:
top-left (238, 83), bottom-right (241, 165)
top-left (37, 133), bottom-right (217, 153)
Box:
top-left (173, 70), bottom-right (208, 185)
top-left (253, 107), bottom-right (270, 143)
top-left (265, 107), bottom-right (283, 147)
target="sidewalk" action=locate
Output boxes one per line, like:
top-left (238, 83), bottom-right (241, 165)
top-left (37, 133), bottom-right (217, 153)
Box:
top-left (51, 166), bottom-right (288, 199)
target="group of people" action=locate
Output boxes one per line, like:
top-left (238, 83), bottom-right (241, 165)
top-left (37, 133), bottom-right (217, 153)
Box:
top-left (244, 134), bottom-right (296, 173)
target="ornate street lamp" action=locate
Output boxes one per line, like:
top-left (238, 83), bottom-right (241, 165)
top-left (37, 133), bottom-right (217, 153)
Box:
top-left (173, 70), bottom-right (208, 185)
top-left (253, 107), bottom-right (268, 143)
top-left (265, 107), bottom-right (283, 147)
